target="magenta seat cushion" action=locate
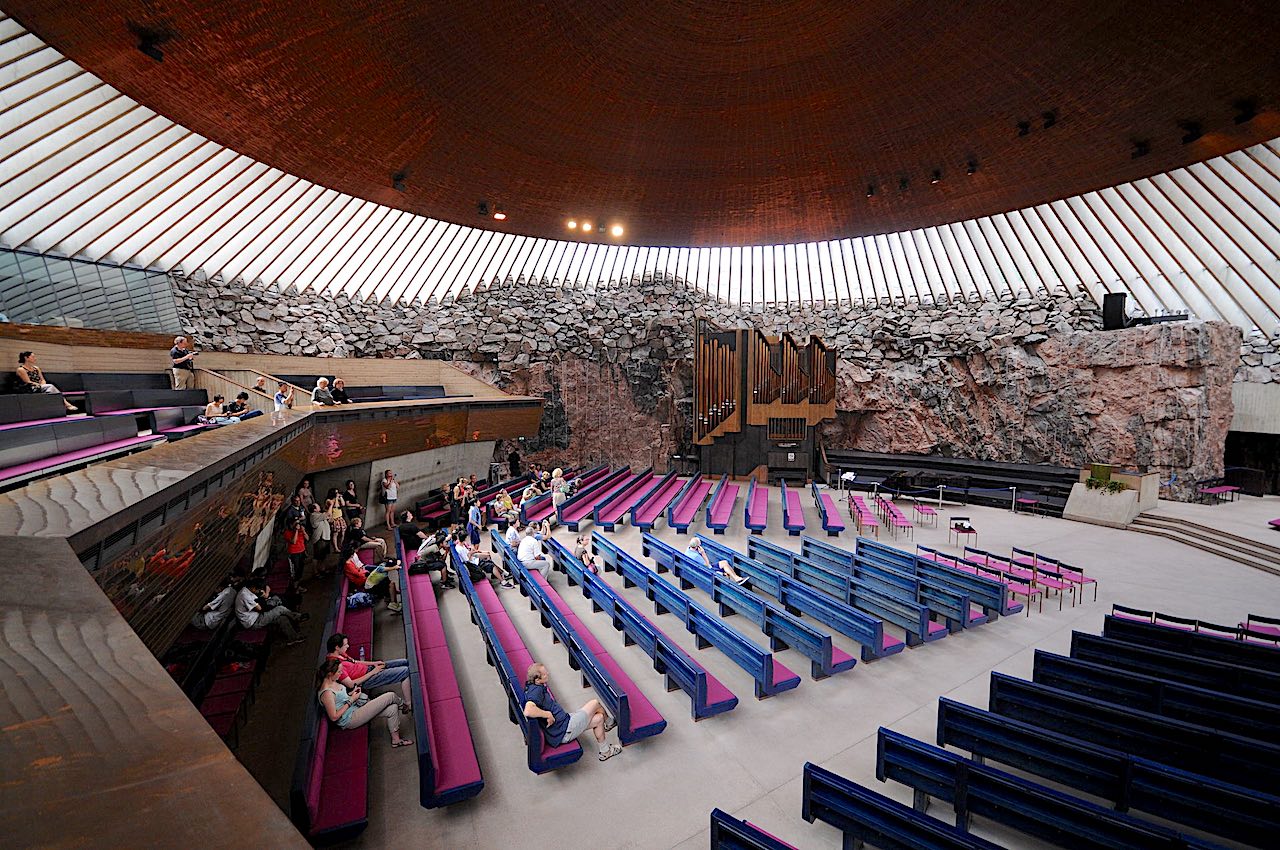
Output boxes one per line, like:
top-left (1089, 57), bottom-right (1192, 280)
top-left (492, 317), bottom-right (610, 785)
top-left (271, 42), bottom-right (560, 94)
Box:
top-left (429, 697), bottom-right (483, 791)
top-left (880, 632), bottom-right (905, 649)
top-left (312, 764), bottom-right (368, 833)
top-left (771, 657), bottom-right (800, 685)
top-left (704, 675), bottom-right (736, 705)
top-left (831, 645), bottom-right (856, 665)
top-left (421, 645), bottom-right (461, 703)
top-left (926, 620), bottom-right (947, 636)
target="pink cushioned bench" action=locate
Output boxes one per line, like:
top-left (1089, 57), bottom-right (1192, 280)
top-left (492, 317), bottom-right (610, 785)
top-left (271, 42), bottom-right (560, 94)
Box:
top-left (669, 475), bottom-right (712, 533)
top-left (470, 574), bottom-right (583, 772)
top-left (0, 433), bottom-right (165, 488)
top-left (0, 415), bottom-right (75, 432)
top-left (1269, 519), bottom-right (1280, 531)
top-left (559, 468), bottom-right (634, 531)
top-left (813, 485), bottom-right (846, 536)
top-left (526, 569), bottom-right (666, 743)
top-left (595, 471), bottom-right (659, 530)
top-left (744, 479), bottom-right (768, 534)
top-left (633, 472), bottom-right (685, 530)
top-left (300, 575), bottom-right (372, 841)
top-left (706, 476), bottom-right (740, 534)
top-left (781, 481), bottom-right (805, 536)
top-left (400, 536), bottom-right (483, 807)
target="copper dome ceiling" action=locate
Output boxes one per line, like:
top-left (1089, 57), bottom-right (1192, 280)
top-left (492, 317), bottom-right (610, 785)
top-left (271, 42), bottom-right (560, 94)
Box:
top-left (5, 1), bottom-right (1280, 247)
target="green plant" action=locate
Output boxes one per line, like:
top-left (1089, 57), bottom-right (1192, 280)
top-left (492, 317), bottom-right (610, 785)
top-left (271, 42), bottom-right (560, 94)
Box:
top-left (1085, 477), bottom-right (1127, 494)
top-left (1105, 480), bottom-right (1126, 494)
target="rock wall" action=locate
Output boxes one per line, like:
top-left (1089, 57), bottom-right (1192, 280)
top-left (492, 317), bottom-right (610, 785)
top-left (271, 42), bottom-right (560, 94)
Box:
top-left (173, 273), bottom-right (1243, 498)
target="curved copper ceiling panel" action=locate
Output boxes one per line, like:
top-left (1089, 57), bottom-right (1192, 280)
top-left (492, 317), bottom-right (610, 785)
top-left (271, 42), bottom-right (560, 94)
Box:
top-left (4, 1), bottom-right (1279, 246)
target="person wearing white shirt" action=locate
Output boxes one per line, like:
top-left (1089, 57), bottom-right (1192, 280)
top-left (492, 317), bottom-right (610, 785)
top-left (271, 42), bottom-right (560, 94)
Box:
top-left (190, 582), bottom-right (236, 630)
top-left (235, 578), bottom-right (306, 644)
top-left (516, 529), bottom-right (551, 580)
top-left (504, 521), bottom-right (522, 548)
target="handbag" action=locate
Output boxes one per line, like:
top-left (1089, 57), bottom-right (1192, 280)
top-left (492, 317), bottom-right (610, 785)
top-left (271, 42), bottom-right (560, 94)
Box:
top-left (346, 591), bottom-right (374, 609)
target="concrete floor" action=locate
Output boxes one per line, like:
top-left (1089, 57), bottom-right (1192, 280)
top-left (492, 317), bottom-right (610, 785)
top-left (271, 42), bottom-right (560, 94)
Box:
top-left (336, 488), bottom-right (1280, 850)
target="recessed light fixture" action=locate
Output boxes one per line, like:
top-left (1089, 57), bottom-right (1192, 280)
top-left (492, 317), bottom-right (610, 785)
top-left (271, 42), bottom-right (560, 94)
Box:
top-left (966, 159), bottom-right (978, 175)
top-left (492, 211), bottom-right (507, 221)
top-left (610, 224), bottom-right (624, 237)
top-left (582, 222), bottom-right (594, 233)
top-left (866, 184), bottom-right (876, 197)
top-left (566, 219), bottom-right (577, 230)
top-left (1042, 110), bottom-right (1057, 129)
top-left (477, 200), bottom-right (490, 217)
top-left (898, 177), bottom-right (909, 192)
top-left (930, 169), bottom-right (942, 184)
top-left (392, 171), bottom-right (407, 192)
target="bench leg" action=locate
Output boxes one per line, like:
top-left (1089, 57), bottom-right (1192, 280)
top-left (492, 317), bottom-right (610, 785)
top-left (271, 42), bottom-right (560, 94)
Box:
top-left (913, 789), bottom-right (930, 813)
top-left (842, 833), bottom-right (864, 850)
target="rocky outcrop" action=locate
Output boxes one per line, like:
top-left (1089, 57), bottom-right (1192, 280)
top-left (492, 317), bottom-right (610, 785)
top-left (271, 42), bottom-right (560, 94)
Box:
top-left (819, 321), bottom-right (1241, 500)
top-left (172, 272), bottom-right (1243, 498)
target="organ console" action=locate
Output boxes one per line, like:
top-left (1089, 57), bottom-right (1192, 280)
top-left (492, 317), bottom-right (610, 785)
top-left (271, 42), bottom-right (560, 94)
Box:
top-left (694, 320), bottom-right (837, 480)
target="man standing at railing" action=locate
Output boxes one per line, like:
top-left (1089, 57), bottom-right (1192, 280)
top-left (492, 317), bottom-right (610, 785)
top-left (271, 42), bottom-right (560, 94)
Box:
top-left (170, 336), bottom-right (196, 390)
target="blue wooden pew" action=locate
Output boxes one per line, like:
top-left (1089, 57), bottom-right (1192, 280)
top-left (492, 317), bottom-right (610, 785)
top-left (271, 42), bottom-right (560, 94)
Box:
top-left (915, 543), bottom-right (1020, 617)
top-left (1033, 649), bottom-right (1280, 744)
top-left (492, 532), bottom-right (667, 746)
top-left (810, 482), bottom-right (846, 536)
top-left (802, 762), bottom-right (1003, 850)
top-left (702, 535), bottom-right (905, 661)
top-left (450, 542), bottom-right (582, 774)
top-left (591, 532), bottom-right (800, 699)
top-left (544, 537), bottom-right (738, 720)
top-left (748, 536), bottom-right (941, 647)
top-left (936, 697), bottom-right (1280, 848)
top-left (1102, 614), bottom-right (1280, 673)
top-left (841, 537), bottom-right (988, 629)
top-left (988, 671), bottom-right (1280, 794)
top-left (710, 809), bottom-right (797, 850)
top-left (875, 728), bottom-right (1230, 850)
top-left (780, 479), bottom-right (805, 536)
top-left (643, 533), bottom-right (857, 680)
top-left (1069, 631), bottom-right (1280, 704)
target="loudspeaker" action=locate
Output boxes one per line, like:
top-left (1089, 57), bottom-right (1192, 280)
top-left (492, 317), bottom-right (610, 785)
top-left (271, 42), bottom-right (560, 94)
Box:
top-left (1102, 292), bottom-right (1127, 330)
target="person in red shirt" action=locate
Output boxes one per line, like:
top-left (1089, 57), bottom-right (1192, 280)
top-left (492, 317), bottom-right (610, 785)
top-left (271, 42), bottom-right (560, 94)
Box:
top-left (325, 633), bottom-right (412, 712)
top-left (343, 551), bottom-right (404, 613)
top-left (283, 517), bottom-right (309, 594)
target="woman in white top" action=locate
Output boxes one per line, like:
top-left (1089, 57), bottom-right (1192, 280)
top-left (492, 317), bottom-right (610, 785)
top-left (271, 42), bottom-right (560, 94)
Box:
top-left (378, 469), bottom-right (399, 530)
top-left (315, 660), bottom-right (411, 747)
top-left (550, 467), bottom-right (568, 506)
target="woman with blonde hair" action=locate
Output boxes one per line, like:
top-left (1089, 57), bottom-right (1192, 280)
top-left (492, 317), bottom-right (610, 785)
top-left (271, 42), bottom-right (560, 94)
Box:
top-left (325, 488), bottom-right (348, 554)
top-left (550, 467), bottom-right (568, 507)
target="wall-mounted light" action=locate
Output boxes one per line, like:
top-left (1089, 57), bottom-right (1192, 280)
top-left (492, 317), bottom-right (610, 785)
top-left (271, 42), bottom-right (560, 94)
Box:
top-left (392, 172), bottom-right (407, 192)
top-left (930, 169), bottom-right (942, 185)
top-left (477, 200), bottom-right (490, 216)
top-left (866, 184), bottom-right (876, 197)
top-left (566, 219), bottom-right (577, 230)
top-left (492, 208), bottom-right (507, 221)
top-left (610, 224), bottom-right (624, 237)
top-left (581, 222), bottom-right (593, 233)
top-left (966, 159), bottom-right (978, 175)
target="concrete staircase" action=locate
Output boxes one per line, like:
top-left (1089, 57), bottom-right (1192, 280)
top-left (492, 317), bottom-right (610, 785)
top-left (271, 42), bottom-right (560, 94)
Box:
top-left (1130, 514), bottom-right (1280, 577)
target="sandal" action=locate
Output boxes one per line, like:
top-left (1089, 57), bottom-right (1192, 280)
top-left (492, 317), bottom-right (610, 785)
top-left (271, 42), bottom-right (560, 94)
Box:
top-left (392, 738), bottom-right (414, 748)
top-left (598, 743), bottom-right (622, 761)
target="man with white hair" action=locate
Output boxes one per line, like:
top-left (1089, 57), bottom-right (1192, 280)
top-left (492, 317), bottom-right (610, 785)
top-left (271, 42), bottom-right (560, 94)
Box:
top-left (169, 336), bottom-right (196, 390)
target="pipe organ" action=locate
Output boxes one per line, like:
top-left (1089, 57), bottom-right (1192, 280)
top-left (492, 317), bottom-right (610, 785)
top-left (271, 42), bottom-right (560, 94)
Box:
top-left (694, 320), bottom-right (837, 481)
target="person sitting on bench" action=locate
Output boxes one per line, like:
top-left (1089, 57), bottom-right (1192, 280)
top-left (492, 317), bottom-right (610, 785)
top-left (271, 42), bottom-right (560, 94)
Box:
top-left (190, 577), bottom-right (237, 630)
top-left (343, 551), bottom-right (403, 613)
top-left (316, 659), bottom-right (412, 748)
top-left (456, 533), bottom-right (514, 588)
top-left (685, 539), bottom-right (748, 584)
top-left (15, 351), bottom-right (76, 411)
top-left (517, 524), bottom-right (552, 580)
top-left (345, 516), bottom-right (387, 561)
top-left (326, 633), bottom-right (412, 714)
top-left (523, 662), bottom-right (621, 762)
top-left (235, 577), bottom-right (306, 645)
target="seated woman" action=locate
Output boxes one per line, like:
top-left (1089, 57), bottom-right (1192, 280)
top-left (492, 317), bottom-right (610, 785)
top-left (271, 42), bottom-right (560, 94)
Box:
top-left (331, 378), bottom-right (352, 404)
top-left (493, 489), bottom-right (518, 525)
top-left (311, 377), bottom-right (336, 406)
top-left (16, 351), bottom-right (76, 411)
top-left (316, 659), bottom-right (412, 748)
top-left (200, 394), bottom-right (240, 424)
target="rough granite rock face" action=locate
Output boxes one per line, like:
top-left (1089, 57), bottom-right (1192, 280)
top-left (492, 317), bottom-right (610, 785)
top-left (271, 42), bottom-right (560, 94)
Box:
top-left (818, 321), bottom-right (1241, 500)
top-left (172, 273), bottom-right (1243, 498)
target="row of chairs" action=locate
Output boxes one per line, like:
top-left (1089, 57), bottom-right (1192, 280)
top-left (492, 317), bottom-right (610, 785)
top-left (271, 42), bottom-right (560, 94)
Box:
top-left (1113, 603), bottom-right (1280, 645)
top-left (726, 611), bottom-right (1280, 850)
top-left (873, 495), bottom-right (915, 538)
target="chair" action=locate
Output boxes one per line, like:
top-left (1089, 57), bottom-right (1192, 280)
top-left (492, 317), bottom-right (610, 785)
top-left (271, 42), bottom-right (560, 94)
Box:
top-left (948, 516), bottom-right (977, 546)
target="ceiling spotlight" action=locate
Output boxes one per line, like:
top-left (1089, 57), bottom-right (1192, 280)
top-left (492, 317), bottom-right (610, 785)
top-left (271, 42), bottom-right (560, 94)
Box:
top-left (966, 159), bottom-right (978, 175)
top-left (898, 177), bottom-right (909, 192)
top-left (1178, 121), bottom-right (1202, 145)
top-left (1042, 110), bottom-right (1057, 129)
top-left (930, 170), bottom-right (942, 185)
top-left (492, 208), bottom-right (507, 221)
top-left (866, 184), bottom-right (876, 197)
top-left (1017, 120), bottom-right (1031, 137)
top-left (1233, 98), bottom-right (1257, 125)
top-left (610, 224), bottom-right (624, 237)
top-left (477, 200), bottom-right (490, 217)
top-left (392, 172), bottom-right (407, 192)
top-left (1131, 139), bottom-right (1151, 159)
top-left (566, 219), bottom-right (577, 230)
top-left (582, 222), bottom-right (593, 233)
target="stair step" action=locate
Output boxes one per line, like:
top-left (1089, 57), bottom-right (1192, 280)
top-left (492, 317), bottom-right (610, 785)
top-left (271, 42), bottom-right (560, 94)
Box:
top-left (1130, 518), bottom-right (1280, 578)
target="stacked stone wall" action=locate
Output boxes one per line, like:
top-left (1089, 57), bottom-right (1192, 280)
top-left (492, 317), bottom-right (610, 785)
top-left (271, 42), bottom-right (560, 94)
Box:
top-left (173, 273), bottom-right (1244, 499)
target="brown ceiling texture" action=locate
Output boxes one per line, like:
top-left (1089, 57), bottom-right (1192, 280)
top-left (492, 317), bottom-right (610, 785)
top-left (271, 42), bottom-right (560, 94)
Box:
top-left (8, 1), bottom-right (1280, 247)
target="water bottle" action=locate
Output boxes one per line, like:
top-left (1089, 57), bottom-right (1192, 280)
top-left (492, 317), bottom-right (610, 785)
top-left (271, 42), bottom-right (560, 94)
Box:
top-left (358, 645), bottom-right (365, 661)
